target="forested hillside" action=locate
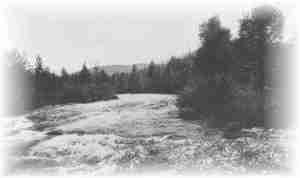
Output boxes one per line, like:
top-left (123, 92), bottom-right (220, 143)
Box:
top-left (96, 64), bottom-right (148, 75)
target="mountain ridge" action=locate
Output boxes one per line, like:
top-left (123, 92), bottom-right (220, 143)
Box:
top-left (95, 63), bottom-right (148, 75)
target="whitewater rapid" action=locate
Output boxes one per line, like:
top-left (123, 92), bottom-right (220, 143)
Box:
top-left (1, 94), bottom-right (291, 175)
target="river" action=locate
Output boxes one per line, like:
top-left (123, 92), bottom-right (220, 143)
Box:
top-left (1, 94), bottom-right (291, 175)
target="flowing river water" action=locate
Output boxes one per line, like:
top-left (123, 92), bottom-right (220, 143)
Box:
top-left (1, 94), bottom-right (292, 175)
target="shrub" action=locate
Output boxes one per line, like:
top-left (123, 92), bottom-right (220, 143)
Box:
top-left (177, 75), bottom-right (235, 127)
top-left (178, 77), bottom-right (270, 129)
top-left (227, 85), bottom-right (264, 128)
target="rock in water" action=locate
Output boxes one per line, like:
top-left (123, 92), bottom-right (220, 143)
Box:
top-left (46, 129), bottom-right (64, 136)
top-left (223, 122), bottom-right (242, 139)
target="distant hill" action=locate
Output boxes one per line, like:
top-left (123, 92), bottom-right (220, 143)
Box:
top-left (97, 63), bottom-right (148, 75)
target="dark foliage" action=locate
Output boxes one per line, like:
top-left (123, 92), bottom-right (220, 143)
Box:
top-left (177, 5), bottom-right (289, 129)
top-left (4, 53), bottom-right (117, 115)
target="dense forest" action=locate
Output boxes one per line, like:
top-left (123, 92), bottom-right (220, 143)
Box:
top-left (4, 5), bottom-right (294, 129)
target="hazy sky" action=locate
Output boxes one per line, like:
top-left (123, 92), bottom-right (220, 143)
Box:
top-left (5, 1), bottom-right (296, 73)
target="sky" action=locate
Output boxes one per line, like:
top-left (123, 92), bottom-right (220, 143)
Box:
top-left (4, 1), bottom-right (297, 73)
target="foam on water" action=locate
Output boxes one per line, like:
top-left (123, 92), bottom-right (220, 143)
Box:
top-left (2, 94), bottom-right (292, 175)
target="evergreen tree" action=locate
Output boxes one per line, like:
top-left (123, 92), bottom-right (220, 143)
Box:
top-left (79, 62), bottom-right (91, 84)
top-left (61, 67), bottom-right (69, 81)
top-left (128, 64), bottom-right (141, 92)
top-left (195, 16), bottom-right (233, 77)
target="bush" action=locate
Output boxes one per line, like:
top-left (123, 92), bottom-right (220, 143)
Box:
top-left (177, 75), bottom-right (235, 127)
top-left (178, 75), bottom-right (272, 128)
top-left (89, 82), bottom-right (117, 101)
top-left (60, 82), bottom-right (117, 104)
top-left (226, 86), bottom-right (264, 128)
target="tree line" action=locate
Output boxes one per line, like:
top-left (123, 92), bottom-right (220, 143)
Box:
top-left (5, 5), bottom-right (293, 129)
top-left (4, 49), bottom-right (191, 115)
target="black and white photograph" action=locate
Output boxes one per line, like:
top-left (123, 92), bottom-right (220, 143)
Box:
top-left (0, 0), bottom-right (298, 176)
